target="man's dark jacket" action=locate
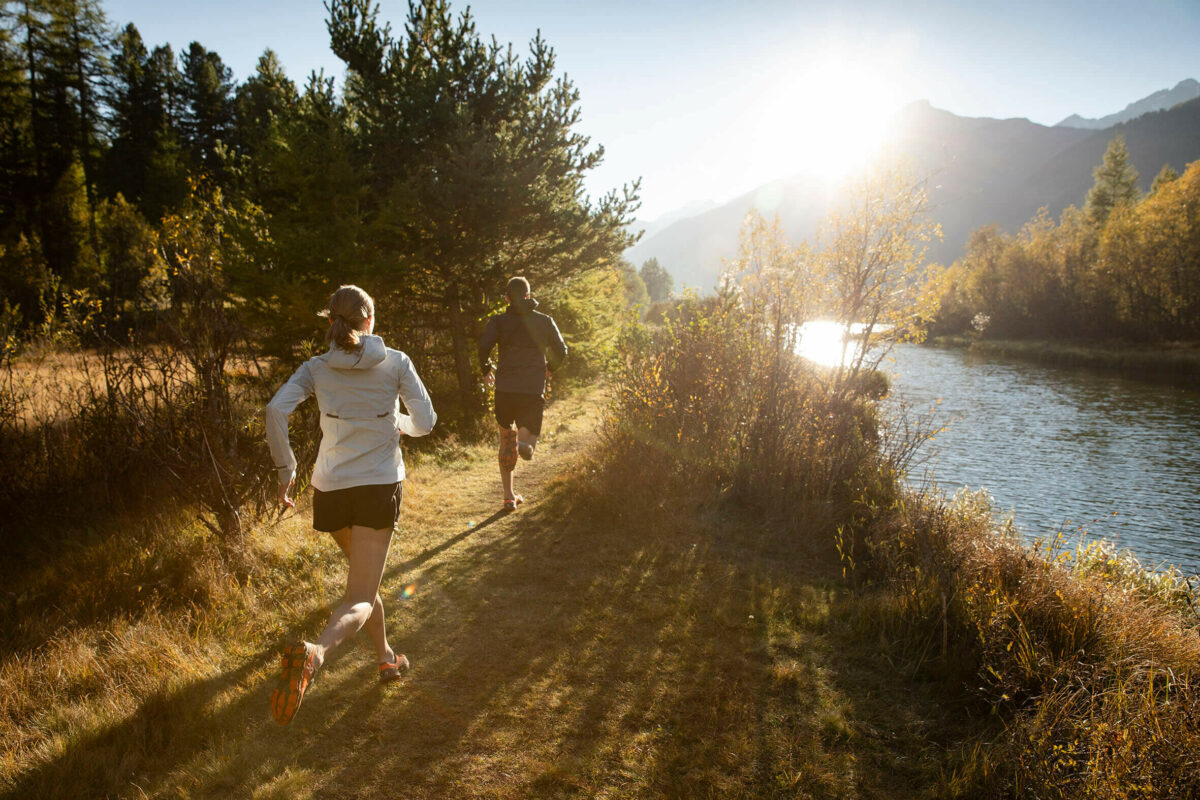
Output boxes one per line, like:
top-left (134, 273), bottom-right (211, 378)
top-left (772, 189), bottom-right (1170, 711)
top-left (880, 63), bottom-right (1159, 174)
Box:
top-left (478, 297), bottom-right (568, 397)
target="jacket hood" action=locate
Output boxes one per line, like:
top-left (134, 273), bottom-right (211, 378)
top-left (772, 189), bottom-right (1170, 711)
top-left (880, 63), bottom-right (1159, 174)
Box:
top-left (509, 297), bottom-right (539, 314)
top-left (322, 334), bottom-right (387, 370)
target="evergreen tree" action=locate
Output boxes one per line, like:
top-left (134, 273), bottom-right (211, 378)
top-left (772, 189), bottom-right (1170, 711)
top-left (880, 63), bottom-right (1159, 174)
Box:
top-left (52, 0), bottom-right (109, 227)
top-left (232, 50), bottom-right (295, 153)
top-left (639, 257), bottom-right (673, 302)
top-left (0, 5), bottom-right (33, 238)
top-left (237, 70), bottom-right (364, 360)
top-left (5, 0), bottom-right (109, 283)
top-left (327, 0), bottom-right (638, 412)
top-left (616, 259), bottom-right (649, 309)
top-left (1085, 134), bottom-right (1140, 227)
top-left (103, 27), bottom-right (187, 219)
top-left (1150, 163), bottom-right (1179, 195)
top-left (179, 41), bottom-right (234, 181)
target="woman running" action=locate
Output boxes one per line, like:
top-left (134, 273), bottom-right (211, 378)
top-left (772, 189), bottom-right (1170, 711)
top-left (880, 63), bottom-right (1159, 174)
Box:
top-left (264, 285), bottom-right (436, 726)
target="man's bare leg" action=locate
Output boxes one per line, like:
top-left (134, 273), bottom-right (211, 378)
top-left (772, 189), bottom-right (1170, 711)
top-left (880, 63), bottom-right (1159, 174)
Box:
top-left (499, 425), bottom-right (518, 502)
top-left (517, 425), bottom-right (538, 461)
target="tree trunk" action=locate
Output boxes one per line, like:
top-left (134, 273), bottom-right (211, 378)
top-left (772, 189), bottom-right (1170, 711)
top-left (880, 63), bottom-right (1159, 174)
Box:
top-left (68, 4), bottom-right (99, 249)
top-left (447, 291), bottom-right (480, 414)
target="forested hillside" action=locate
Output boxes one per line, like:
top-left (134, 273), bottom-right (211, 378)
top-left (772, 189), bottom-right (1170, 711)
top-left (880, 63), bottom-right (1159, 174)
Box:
top-left (0, 0), bottom-right (639, 411)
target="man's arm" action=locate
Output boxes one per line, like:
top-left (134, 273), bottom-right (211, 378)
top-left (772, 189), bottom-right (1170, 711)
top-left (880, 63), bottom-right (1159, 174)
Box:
top-left (478, 316), bottom-right (499, 377)
top-left (544, 316), bottom-right (568, 372)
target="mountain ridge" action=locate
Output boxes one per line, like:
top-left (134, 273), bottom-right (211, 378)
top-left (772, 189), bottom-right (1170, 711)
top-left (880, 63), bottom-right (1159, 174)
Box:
top-left (627, 86), bottom-right (1200, 293)
top-left (1055, 78), bottom-right (1200, 129)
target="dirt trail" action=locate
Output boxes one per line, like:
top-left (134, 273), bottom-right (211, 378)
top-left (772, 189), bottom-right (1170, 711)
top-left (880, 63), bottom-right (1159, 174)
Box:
top-left (9, 394), bottom-right (966, 799)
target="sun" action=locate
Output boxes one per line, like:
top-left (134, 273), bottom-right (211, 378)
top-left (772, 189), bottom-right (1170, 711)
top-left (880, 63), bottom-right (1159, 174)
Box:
top-left (753, 45), bottom-right (908, 182)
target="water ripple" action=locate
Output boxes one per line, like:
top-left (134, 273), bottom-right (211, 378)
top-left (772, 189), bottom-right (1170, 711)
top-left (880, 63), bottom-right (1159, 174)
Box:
top-left (885, 345), bottom-right (1200, 575)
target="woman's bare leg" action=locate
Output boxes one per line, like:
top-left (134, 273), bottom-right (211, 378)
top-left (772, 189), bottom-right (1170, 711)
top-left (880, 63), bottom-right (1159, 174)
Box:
top-left (328, 527), bottom-right (394, 663)
top-left (313, 525), bottom-right (393, 670)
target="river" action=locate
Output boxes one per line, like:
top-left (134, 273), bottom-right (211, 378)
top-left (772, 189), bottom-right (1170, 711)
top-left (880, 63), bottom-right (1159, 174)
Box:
top-left (881, 344), bottom-right (1200, 575)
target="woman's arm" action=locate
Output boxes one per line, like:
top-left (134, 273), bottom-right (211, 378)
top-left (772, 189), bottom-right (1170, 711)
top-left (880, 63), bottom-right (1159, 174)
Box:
top-left (396, 355), bottom-right (437, 438)
top-left (265, 362), bottom-right (315, 502)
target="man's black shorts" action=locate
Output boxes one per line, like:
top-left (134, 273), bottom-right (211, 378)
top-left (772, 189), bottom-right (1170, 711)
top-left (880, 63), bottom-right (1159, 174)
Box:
top-left (494, 390), bottom-right (544, 435)
top-left (312, 482), bottom-right (403, 532)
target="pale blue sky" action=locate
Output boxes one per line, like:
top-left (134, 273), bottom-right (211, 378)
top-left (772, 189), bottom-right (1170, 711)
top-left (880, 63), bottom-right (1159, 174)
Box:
top-left (104, 0), bottom-right (1200, 219)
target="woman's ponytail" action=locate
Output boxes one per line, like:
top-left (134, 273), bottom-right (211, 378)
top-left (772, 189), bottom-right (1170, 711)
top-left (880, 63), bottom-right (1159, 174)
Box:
top-left (320, 285), bottom-right (375, 351)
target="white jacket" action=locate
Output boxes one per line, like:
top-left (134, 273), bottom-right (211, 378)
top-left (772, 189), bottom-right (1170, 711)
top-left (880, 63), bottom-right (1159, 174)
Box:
top-left (266, 335), bottom-right (436, 492)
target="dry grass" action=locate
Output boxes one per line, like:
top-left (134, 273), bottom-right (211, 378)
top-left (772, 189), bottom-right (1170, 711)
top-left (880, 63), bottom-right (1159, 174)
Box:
top-left (852, 490), bottom-right (1200, 797)
top-left (0, 388), bottom-right (974, 799)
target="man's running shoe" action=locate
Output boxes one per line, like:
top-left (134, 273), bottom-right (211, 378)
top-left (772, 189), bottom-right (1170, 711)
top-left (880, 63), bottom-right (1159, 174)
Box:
top-left (379, 652), bottom-right (411, 683)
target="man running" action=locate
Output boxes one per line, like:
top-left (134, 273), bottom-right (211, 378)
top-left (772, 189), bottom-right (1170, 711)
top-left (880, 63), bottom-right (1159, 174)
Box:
top-left (478, 276), bottom-right (568, 510)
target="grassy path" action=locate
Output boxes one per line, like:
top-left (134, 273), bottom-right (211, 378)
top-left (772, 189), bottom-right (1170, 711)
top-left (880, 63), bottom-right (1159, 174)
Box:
top-left (5, 393), bottom-right (970, 799)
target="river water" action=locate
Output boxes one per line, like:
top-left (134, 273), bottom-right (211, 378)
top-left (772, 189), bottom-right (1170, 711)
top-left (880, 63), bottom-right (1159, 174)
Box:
top-left (881, 344), bottom-right (1200, 575)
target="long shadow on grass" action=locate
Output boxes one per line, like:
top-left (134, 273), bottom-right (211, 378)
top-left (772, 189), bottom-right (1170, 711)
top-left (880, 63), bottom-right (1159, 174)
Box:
top-left (7, 471), bottom-right (962, 799)
top-left (249, 488), bottom-right (892, 798)
top-left (395, 509), bottom-right (509, 572)
top-left (0, 599), bottom-right (334, 800)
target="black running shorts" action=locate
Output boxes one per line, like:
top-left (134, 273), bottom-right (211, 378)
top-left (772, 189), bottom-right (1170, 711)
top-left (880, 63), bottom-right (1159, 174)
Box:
top-left (493, 391), bottom-right (544, 436)
top-left (312, 482), bottom-right (403, 532)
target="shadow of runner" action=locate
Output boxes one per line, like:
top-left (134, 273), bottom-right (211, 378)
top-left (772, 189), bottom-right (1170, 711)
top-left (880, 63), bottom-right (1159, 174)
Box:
top-left (396, 509), bottom-right (509, 573)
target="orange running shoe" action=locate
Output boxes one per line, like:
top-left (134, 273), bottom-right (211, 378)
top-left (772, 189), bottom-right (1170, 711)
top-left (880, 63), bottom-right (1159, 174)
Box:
top-left (378, 652), bottom-right (411, 683)
top-left (270, 641), bottom-right (318, 726)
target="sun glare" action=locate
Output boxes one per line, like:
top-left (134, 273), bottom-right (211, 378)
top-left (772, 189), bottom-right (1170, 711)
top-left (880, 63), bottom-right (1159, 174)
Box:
top-left (796, 320), bottom-right (888, 367)
top-left (797, 320), bottom-right (851, 367)
top-left (754, 44), bottom-right (907, 182)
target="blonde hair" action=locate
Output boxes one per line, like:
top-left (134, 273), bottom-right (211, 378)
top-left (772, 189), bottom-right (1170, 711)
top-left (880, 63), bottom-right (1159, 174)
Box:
top-left (320, 285), bottom-right (375, 351)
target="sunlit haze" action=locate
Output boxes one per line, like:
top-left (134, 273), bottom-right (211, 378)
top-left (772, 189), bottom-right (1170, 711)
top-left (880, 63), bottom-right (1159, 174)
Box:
top-left (104, 0), bottom-right (1200, 221)
top-left (750, 43), bottom-right (910, 182)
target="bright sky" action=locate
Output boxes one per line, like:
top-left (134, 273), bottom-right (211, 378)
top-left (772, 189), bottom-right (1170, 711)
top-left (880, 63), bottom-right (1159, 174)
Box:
top-left (104, 0), bottom-right (1200, 221)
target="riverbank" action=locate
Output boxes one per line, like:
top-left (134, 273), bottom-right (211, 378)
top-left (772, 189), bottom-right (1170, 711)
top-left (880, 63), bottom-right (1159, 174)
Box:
top-left (928, 335), bottom-right (1200, 381)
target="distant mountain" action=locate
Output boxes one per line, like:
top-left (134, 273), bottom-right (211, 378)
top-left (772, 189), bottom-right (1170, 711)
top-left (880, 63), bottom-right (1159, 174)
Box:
top-left (630, 199), bottom-right (719, 245)
top-left (1021, 96), bottom-right (1200, 219)
top-left (1056, 79), bottom-right (1200, 129)
top-left (625, 178), bottom-right (838, 290)
top-left (628, 93), bottom-right (1200, 292)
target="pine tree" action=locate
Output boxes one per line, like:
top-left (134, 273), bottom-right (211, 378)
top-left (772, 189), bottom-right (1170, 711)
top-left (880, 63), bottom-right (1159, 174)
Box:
top-left (52, 0), bottom-right (109, 230)
top-left (179, 41), bottom-right (234, 181)
top-left (6, 0), bottom-right (109, 283)
top-left (1085, 134), bottom-right (1140, 227)
top-left (327, 0), bottom-right (638, 412)
top-left (616, 259), bottom-right (649, 309)
top-left (1150, 163), bottom-right (1179, 195)
top-left (232, 49), bottom-right (296, 159)
top-left (0, 5), bottom-right (33, 238)
top-left (104, 26), bottom-right (187, 218)
top-left (639, 258), bottom-right (673, 302)
top-left (237, 71), bottom-right (364, 361)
